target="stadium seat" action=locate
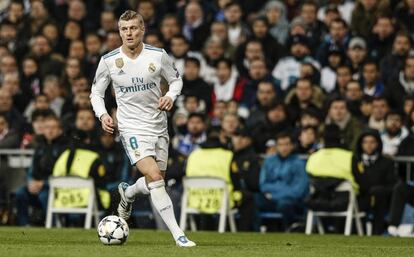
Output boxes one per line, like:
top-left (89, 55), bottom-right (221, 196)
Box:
top-left (45, 176), bottom-right (99, 229)
top-left (305, 181), bottom-right (366, 236)
top-left (179, 176), bottom-right (237, 233)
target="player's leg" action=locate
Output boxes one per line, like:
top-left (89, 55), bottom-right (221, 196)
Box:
top-left (136, 156), bottom-right (195, 247)
top-left (117, 134), bottom-right (145, 221)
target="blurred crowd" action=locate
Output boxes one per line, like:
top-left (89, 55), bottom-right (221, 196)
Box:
top-left (1, 0), bottom-right (414, 234)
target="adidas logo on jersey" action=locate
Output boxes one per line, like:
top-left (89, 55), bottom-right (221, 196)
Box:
top-left (118, 70), bottom-right (126, 75)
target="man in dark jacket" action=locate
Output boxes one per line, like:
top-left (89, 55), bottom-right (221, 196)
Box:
top-left (230, 128), bottom-right (261, 231)
top-left (380, 32), bottom-right (411, 84)
top-left (251, 102), bottom-right (291, 154)
top-left (181, 57), bottom-right (212, 113)
top-left (352, 129), bottom-right (397, 235)
top-left (15, 115), bottom-right (68, 225)
top-left (384, 56), bottom-right (414, 113)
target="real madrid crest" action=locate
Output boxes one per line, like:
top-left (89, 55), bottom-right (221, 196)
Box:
top-left (115, 58), bottom-right (124, 69)
top-left (148, 63), bottom-right (156, 73)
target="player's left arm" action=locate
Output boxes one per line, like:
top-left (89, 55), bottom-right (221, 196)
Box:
top-left (159, 50), bottom-right (183, 111)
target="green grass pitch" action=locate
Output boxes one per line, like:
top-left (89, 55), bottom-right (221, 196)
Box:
top-left (1, 227), bottom-right (414, 257)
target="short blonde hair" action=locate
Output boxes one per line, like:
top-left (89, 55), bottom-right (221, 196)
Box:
top-left (119, 10), bottom-right (140, 22)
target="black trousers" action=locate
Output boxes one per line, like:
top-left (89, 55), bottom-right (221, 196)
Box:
top-left (358, 188), bottom-right (391, 235)
top-left (389, 181), bottom-right (414, 226)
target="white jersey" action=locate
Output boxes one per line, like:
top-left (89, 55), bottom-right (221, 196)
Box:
top-left (90, 44), bottom-right (182, 136)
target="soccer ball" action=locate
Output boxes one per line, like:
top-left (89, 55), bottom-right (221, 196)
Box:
top-left (97, 215), bottom-right (129, 245)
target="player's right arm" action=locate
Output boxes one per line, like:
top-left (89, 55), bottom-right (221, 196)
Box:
top-left (90, 57), bottom-right (114, 133)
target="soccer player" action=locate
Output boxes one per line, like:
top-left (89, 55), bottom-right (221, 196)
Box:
top-left (90, 10), bottom-right (195, 247)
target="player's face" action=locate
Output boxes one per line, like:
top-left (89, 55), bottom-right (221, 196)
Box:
top-left (119, 18), bottom-right (145, 50)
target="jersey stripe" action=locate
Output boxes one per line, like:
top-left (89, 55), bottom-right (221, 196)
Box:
top-left (144, 45), bottom-right (162, 52)
top-left (103, 49), bottom-right (120, 59)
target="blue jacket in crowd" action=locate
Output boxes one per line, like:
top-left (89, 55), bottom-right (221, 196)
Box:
top-left (259, 154), bottom-right (309, 201)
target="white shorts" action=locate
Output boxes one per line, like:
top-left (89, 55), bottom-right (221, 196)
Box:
top-left (120, 134), bottom-right (169, 171)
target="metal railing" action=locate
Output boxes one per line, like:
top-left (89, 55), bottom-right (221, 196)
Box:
top-left (0, 149), bottom-right (35, 169)
top-left (0, 149), bottom-right (413, 180)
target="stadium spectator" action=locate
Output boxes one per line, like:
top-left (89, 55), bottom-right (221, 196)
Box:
top-left (380, 111), bottom-right (409, 157)
top-left (325, 97), bottom-right (365, 150)
top-left (346, 37), bottom-right (368, 80)
top-left (241, 57), bottom-right (281, 109)
top-left (20, 56), bottom-right (41, 97)
top-left (202, 36), bottom-right (226, 83)
top-left (212, 58), bottom-right (247, 103)
top-left (344, 80), bottom-right (364, 118)
top-left (384, 56), bottom-right (414, 113)
top-left (15, 115), bottom-right (67, 226)
top-left (368, 15), bottom-right (396, 62)
top-left (251, 102), bottom-right (291, 154)
top-left (0, 113), bottom-right (20, 148)
top-left (159, 15), bottom-right (181, 50)
top-left (394, 0), bottom-right (414, 36)
top-left (350, 0), bottom-right (389, 39)
top-left (320, 44), bottom-right (346, 93)
top-left (380, 32), bottom-right (412, 83)
top-left (137, 0), bottom-right (158, 31)
top-left (285, 78), bottom-right (323, 123)
top-left (361, 61), bottom-right (384, 97)
top-left (261, 1), bottom-right (289, 45)
top-left (249, 16), bottom-right (284, 68)
top-left (300, 0), bottom-right (326, 51)
top-left (0, 88), bottom-right (25, 132)
top-left (224, 2), bottom-right (249, 48)
top-left (368, 96), bottom-right (389, 130)
top-left (220, 112), bottom-right (240, 148)
top-left (272, 35), bottom-right (319, 92)
top-left (296, 125), bottom-right (319, 154)
top-left (97, 11), bottom-right (117, 38)
top-left (258, 132), bottom-right (308, 230)
top-left (1, 72), bottom-right (28, 113)
top-left (331, 64), bottom-right (353, 97)
top-left (317, 1), bottom-right (355, 25)
top-left (42, 75), bottom-right (64, 117)
top-left (30, 35), bottom-right (64, 79)
top-left (180, 57), bottom-right (212, 113)
top-left (172, 113), bottom-right (207, 157)
top-left (182, 2), bottom-right (209, 51)
top-left (245, 81), bottom-right (278, 129)
top-left (352, 129), bottom-right (397, 235)
top-left (316, 18), bottom-right (350, 67)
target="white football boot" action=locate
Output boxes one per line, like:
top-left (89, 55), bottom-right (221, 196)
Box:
top-left (176, 236), bottom-right (196, 247)
top-left (117, 182), bottom-right (134, 221)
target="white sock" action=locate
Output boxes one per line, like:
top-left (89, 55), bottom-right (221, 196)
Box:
top-left (125, 177), bottom-right (150, 201)
top-left (148, 180), bottom-right (184, 240)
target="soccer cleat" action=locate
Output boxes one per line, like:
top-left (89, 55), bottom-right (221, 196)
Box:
top-left (176, 236), bottom-right (196, 247)
top-left (117, 182), bottom-right (134, 221)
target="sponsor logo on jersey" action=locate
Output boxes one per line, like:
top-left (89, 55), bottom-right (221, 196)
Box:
top-left (120, 77), bottom-right (157, 93)
top-left (148, 63), bottom-right (156, 73)
top-left (115, 58), bottom-right (124, 68)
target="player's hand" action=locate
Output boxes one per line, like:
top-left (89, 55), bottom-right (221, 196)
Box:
top-left (158, 96), bottom-right (173, 111)
top-left (100, 113), bottom-right (115, 134)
